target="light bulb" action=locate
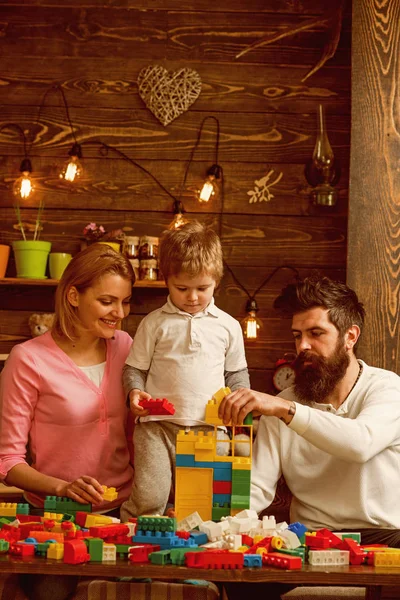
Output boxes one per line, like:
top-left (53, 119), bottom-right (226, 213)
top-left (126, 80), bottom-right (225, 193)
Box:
top-left (169, 212), bottom-right (189, 230)
top-left (59, 143), bottom-right (83, 182)
top-left (168, 200), bottom-right (189, 230)
top-left (241, 299), bottom-right (262, 340)
top-left (13, 158), bottom-right (34, 200)
top-left (196, 164), bottom-right (222, 203)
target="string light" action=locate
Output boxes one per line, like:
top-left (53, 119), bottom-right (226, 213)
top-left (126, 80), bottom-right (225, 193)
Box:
top-left (224, 263), bottom-right (300, 341)
top-left (168, 199), bottom-right (189, 230)
top-left (180, 116), bottom-right (223, 205)
top-left (59, 142), bottom-right (83, 183)
top-left (0, 124), bottom-right (34, 201)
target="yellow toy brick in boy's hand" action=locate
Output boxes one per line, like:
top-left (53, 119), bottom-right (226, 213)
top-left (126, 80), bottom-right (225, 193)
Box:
top-left (120, 222), bottom-right (250, 522)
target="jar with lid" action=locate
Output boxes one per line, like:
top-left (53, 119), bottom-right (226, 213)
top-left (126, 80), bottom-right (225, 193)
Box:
top-left (139, 235), bottom-right (159, 260)
top-left (129, 258), bottom-right (140, 281)
top-left (126, 236), bottom-right (140, 259)
top-left (139, 259), bottom-right (158, 281)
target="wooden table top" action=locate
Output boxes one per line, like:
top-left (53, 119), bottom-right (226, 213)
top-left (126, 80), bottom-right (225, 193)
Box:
top-left (0, 555), bottom-right (400, 586)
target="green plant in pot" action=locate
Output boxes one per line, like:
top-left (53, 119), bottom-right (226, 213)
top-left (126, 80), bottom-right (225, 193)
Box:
top-left (12, 197), bottom-right (51, 279)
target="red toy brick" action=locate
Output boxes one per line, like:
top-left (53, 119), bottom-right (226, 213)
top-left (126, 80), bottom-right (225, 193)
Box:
top-left (262, 552), bottom-right (302, 570)
top-left (213, 481), bottom-right (232, 494)
top-left (63, 539), bottom-right (90, 565)
top-left (305, 533), bottom-right (331, 549)
top-left (128, 544), bottom-right (160, 563)
top-left (245, 536), bottom-right (272, 554)
top-left (342, 538), bottom-right (365, 565)
top-left (9, 542), bottom-right (36, 557)
top-left (139, 398), bottom-right (175, 415)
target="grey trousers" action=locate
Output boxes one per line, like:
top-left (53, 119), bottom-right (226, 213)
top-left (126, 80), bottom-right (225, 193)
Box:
top-left (120, 421), bottom-right (213, 521)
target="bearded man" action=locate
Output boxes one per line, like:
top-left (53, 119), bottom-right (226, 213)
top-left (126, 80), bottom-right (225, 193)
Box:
top-left (219, 276), bottom-right (400, 542)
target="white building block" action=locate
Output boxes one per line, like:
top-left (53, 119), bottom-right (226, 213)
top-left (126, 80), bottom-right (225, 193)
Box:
top-left (308, 550), bottom-right (350, 566)
top-left (177, 511), bottom-right (203, 532)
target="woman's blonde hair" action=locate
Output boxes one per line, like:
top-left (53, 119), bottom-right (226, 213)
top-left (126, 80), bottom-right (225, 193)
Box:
top-left (159, 221), bottom-right (223, 283)
top-left (53, 244), bottom-right (135, 340)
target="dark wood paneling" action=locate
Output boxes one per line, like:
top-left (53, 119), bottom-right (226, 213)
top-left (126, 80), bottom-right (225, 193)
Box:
top-left (0, 110), bottom-right (350, 163)
top-left (347, 0), bottom-right (400, 372)
top-left (0, 59), bottom-right (351, 114)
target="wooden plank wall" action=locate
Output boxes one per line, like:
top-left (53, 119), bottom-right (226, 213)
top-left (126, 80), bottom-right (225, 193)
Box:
top-left (0, 0), bottom-right (351, 392)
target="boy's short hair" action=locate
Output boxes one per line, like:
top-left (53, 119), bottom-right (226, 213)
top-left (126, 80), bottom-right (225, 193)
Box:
top-left (274, 276), bottom-right (365, 341)
top-left (54, 243), bottom-right (135, 341)
top-left (159, 221), bottom-right (224, 283)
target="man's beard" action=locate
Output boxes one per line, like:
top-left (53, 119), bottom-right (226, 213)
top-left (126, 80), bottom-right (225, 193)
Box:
top-left (293, 339), bottom-right (350, 404)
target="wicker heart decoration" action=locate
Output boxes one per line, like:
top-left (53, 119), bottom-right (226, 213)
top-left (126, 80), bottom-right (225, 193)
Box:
top-left (137, 65), bottom-right (202, 126)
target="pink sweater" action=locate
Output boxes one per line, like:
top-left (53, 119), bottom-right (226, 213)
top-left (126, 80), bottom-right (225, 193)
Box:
top-left (0, 330), bottom-right (134, 509)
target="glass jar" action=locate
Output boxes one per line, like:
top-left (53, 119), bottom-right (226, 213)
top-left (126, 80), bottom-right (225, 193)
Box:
top-left (126, 236), bottom-right (140, 259)
top-left (139, 236), bottom-right (159, 260)
top-left (139, 259), bottom-right (158, 281)
top-left (129, 258), bottom-right (140, 280)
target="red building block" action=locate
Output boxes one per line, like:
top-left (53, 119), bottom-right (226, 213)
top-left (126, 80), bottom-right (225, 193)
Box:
top-left (316, 528), bottom-right (344, 549)
top-left (342, 538), bottom-right (366, 565)
top-left (245, 536), bottom-right (272, 554)
top-left (64, 539), bottom-right (90, 565)
top-left (305, 533), bottom-right (331, 549)
top-left (213, 481), bottom-right (232, 494)
top-left (139, 398), bottom-right (175, 415)
top-left (89, 524), bottom-right (130, 540)
top-left (262, 552), bottom-right (302, 570)
top-left (242, 534), bottom-right (254, 547)
top-left (9, 542), bottom-right (36, 557)
top-left (176, 531), bottom-right (191, 540)
top-left (185, 550), bottom-right (244, 569)
top-left (128, 544), bottom-right (160, 563)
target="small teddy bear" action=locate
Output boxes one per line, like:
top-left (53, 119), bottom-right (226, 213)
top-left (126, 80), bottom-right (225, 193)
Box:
top-left (28, 313), bottom-right (55, 337)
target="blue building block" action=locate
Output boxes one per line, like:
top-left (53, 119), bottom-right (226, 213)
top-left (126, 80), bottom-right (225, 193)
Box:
top-left (194, 461), bottom-right (215, 468)
top-left (213, 493), bottom-right (231, 504)
top-left (176, 454), bottom-right (195, 467)
top-left (133, 531), bottom-right (197, 550)
top-left (189, 531), bottom-right (208, 546)
top-left (244, 554), bottom-right (262, 568)
top-left (213, 468), bottom-right (232, 482)
top-left (288, 522), bottom-right (308, 538)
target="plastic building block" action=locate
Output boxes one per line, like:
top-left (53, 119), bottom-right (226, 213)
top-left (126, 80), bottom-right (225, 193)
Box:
top-left (176, 454), bottom-right (195, 467)
top-left (0, 540), bottom-right (9, 553)
top-left (47, 542), bottom-right (64, 559)
top-left (102, 542), bottom-right (117, 562)
top-left (212, 505), bottom-right (231, 522)
top-left (89, 524), bottom-right (130, 540)
top-left (101, 486), bottom-right (118, 502)
top-left (243, 554), bottom-right (262, 567)
top-left (139, 398), bottom-right (175, 415)
top-left (374, 552), bottom-right (400, 567)
top-left (64, 539), bottom-right (90, 564)
top-left (0, 503), bottom-right (17, 517)
top-left (175, 467), bottom-right (213, 522)
top-left (189, 530), bottom-right (208, 546)
top-left (263, 552), bottom-right (302, 570)
top-left (149, 549), bottom-right (172, 565)
top-left (288, 522), bottom-right (307, 539)
top-left (308, 549), bottom-right (350, 566)
top-left (213, 494), bottom-right (231, 504)
top-left (341, 537), bottom-right (366, 565)
top-left (305, 533), bottom-right (331, 549)
top-left (9, 542), bottom-right (36, 557)
top-left (137, 515), bottom-right (177, 532)
top-left (86, 538), bottom-right (104, 562)
top-left (213, 481), bottom-right (232, 495)
top-left (231, 457), bottom-right (251, 470)
top-left (177, 511), bottom-right (203, 532)
top-left (170, 547), bottom-right (206, 565)
top-left (128, 543), bottom-right (160, 563)
top-left (44, 497), bottom-right (91, 514)
top-left (185, 549), bottom-right (244, 569)
top-left (30, 531), bottom-right (64, 543)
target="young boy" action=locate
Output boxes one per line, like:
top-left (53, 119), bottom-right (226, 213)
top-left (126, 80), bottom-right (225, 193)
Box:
top-left (120, 221), bottom-right (249, 520)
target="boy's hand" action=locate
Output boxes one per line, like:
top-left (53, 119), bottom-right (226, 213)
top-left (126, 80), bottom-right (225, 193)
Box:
top-left (129, 388), bottom-right (152, 417)
top-left (58, 475), bottom-right (104, 505)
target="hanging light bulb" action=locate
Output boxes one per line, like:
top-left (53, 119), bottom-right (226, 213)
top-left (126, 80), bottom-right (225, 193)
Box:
top-left (168, 200), bottom-right (189, 230)
top-left (241, 298), bottom-right (262, 340)
top-left (196, 164), bottom-right (222, 203)
top-left (59, 143), bottom-right (83, 182)
top-left (13, 158), bottom-right (34, 200)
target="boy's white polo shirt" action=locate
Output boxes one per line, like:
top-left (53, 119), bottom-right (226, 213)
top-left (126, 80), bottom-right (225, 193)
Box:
top-left (126, 296), bottom-right (247, 425)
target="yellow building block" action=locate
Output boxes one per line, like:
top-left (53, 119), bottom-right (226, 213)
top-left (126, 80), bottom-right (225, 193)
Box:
top-left (212, 387), bottom-right (231, 403)
top-left (176, 430), bottom-right (197, 455)
top-left (0, 503), bottom-right (17, 516)
top-left (47, 542), bottom-right (64, 560)
top-left (205, 401), bottom-right (224, 426)
top-left (102, 486), bottom-right (118, 502)
top-left (375, 553), bottom-right (400, 567)
top-left (214, 454), bottom-right (233, 463)
top-left (43, 513), bottom-right (64, 522)
top-left (232, 457), bottom-right (252, 470)
top-left (194, 431), bottom-right (214, 450)
top-left (84, 514), bottom-right (114, 528)
top-left (175, 467), bottom-right (213, 522)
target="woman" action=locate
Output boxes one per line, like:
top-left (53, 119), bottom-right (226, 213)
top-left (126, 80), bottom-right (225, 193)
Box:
top-left (0, 243), bottom-right (135, 511)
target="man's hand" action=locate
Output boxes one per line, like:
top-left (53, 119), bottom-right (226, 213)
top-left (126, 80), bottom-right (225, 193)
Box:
top-left (129, 389), bottom-right (151, 417)
top-left (57, 476), bottom-right (104, 505)
top-left (218, 388), bottom-right (294, 426)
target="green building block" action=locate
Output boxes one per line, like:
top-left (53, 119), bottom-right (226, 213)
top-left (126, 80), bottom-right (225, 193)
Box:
top-left (137, 515), bottom-right (177, 532)
top-left (44, 496), bottom-right (91, 513)
top-left (149, 549), bottom-right (172, 565)
top-left (212, 504), bottom-right (231, 521)
top-left (170, 547), bottom-right (205, 566)
top-left (340, 532), bottom-right (361, 543)
top-left (115, 543), bottom-right (131, 558)
top-left (243, 414), bottom-right (253, 425)
top-left (0, 539), bottom-right (9, 553)
top-left (230, 494), bottom-right (250, 510)
top-left (279, 547), bottom-right (306, 561)
top-left (232, 470), bottom-right (251, 483)
top-left (16, 503), bottom-right (30, 515)
top-left (86, 538), bottom-right (104, 562)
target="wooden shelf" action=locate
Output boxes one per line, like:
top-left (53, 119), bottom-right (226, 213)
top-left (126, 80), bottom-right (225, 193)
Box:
top-left (0, 278), bottom-right (166, 288)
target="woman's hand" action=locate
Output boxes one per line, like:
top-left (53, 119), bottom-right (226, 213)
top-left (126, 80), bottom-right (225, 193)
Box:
top-left (129, 389), bottom-right (151, 418)
top-left (57, 475), bottom-right (105, 505)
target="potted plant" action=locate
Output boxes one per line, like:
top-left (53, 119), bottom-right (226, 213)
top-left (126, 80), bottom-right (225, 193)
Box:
top-left (82, 222), bottom-right (125, 253)
top-left (12, 198), bottom-right (51, 279)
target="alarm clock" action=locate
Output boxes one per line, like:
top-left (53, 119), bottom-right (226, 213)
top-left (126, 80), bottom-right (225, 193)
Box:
top-left (272, 353), bottom-right (296, 392)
